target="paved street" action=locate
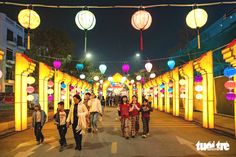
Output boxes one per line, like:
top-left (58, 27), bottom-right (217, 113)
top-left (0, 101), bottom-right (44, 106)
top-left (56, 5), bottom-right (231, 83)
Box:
top-left (0, 107), bottom-right (236, 157)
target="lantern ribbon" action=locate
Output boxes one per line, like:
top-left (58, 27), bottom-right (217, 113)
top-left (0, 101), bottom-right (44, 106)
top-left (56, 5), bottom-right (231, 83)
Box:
top-left (197, 28), bottom-right (201, 49)
top-left (140, 30), bottom-right (143, 51)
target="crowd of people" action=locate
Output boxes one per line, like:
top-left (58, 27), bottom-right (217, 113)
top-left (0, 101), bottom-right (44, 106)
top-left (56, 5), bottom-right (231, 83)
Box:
top-left (31, 93), bottom-right (153, 152)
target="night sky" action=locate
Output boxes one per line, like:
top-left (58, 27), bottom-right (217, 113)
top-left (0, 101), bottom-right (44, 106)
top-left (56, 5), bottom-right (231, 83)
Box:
top-left (0, 0), bottom-right (235, 75)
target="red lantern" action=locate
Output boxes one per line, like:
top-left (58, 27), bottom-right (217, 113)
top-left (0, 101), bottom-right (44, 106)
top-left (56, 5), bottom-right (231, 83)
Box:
top-left (131, 10), bottom-right (152, 51)
top-left (48, 81), bottom-right (54, 87)
top-left (224, 80), bottom-right (236, 90)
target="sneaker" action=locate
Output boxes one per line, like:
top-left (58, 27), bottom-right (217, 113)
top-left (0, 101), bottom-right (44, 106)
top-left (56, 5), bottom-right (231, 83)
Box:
top-left (59, 146), bottom-right (64, 152)
top-left (40, 137), bottom-right (44, 143)
top-left (142, 135), bottom-right (147, 138)
top-left (36, 141), bottom-right (40, 145)
top-left (78, 146), bottom-right (82, 151)
top-left (125, 136), bottom-right (129, 139)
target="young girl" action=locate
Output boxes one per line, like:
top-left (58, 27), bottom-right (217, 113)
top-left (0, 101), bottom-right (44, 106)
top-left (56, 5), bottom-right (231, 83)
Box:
top-left (118, 96), bottom-right (130, 139)
top-left (140, 99), bottom-right (153, 138)
top-left (129, 95), bottom-right (141, 138)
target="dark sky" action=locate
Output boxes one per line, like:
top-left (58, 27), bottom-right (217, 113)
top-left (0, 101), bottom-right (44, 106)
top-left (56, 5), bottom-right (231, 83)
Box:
top-left (0, 0), bottom-right (235, 75)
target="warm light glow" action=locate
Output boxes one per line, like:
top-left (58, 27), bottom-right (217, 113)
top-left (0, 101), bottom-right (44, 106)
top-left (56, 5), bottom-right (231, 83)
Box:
top-left (179, 79), bottom-right (186, 86)
top-left (195, 85), bottom-right (203, 92)
top-left (108, 76), bottom-right (113, 82)
top-left (131, 79), bottom-right (135, 84)
top-left (27, 95), bottom-right (34, 101)
top-left (27, 76), bottom-right (35, 85)
top-left (131, 10), bottom-right (152, 30)
top-left (100, 80), bottom-right (103, 84)
top-left (75, 10), bottom-right (96, 30)
top-left (224, 80), bottom-right (236, 90)
top-left (150, 73), bottom-right (156, 79)
top-left (136, 75), bottom-right (142, 81)
top-left (186, 8), bottom-right (208, 29)
top-left (86, 53), bottom-right (92, 58)
top-left (61, 95), bottom-right (66, 100)
top-left (26, 86), bottom-right (34, 94)
top-left (18, 9), bottom-right (40, 29)
top-left (180, 93), bottom-right (186, 99)
top-left (94, 76), bottom-right (99, 81)
top-left (48, 81), bottom-right (54, 87)
top-left (196, 93), bottom-right (203, 99)
top-left (145, 62), bottom-right (153, 72)
top-left (48, 89), bottom-right (54, 94)
top-left (80, 74), bottom-right (86, 80)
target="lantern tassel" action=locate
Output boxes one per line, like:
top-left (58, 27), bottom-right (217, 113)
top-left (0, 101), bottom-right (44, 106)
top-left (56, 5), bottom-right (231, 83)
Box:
top-left (197, 28), bottom-right (201, 49)
top-left (27, 30), bottom-right (30, 50)
top-left (84, 30), bottom-right (87, 54)
top-left (140, 30), bottom-right (143, 51)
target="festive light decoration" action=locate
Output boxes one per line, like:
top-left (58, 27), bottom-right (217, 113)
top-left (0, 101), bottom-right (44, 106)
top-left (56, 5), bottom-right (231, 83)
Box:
top-left (122, 64), bottom-right (130, 74)
top-left (195, 85), bottom-right (203, 92)
top-left (145, 62), bottom-right (153, 72)
top-left (131, 79), bottom-right (135, 84)
top-left (131, 10), bottom-right (152, 51)
top-left (27, 95), bottom-right (34, 101)
top-left (179, 79), bottom-right (186, 85)
top-left (53, 60), bottom-right (62, 70)
top-left (76, 63), bottom-right (84, 71)
top-left (160, 84), bottom-right (165, 89)
top-left (121, 77), bottom-right (127, 83)
top-left (186, 8), bottom-right (208, 49)
top-left (167, 59), bottom-right (175, 69)
top-left (223, 67), bottom-right (236, 78)
top-left (168, 82), bottom-right (173, 87)
top-left (180, 86), bottom-right (186, 93)
top-left (99, 64), bottom-right (107, 74)
top-left (168, 88), bottom-right (173, 93)
top-left (61, 89), bottom-right (66, 94)
top-left (160, 89), bottom-right (165, 93)
top-left (48, 95), bottom-right (54, 101)
top-left (180, 93), bottom-right (186, 99)
top-left (196, 93), bottom-right (203, 100)
top-left (100, 80), bottom-right (103, 84)
top-left (69, 86), bottom-right (74, 90)
top-left (141, 77), bottom-right (145, 84)
top-left (75, 10), bottom-right (96, 53)
top-left (108, 76), bottom-right (113, 82)
top-left (61, 95), bottom-right (66, 100)
top-left (0, 70), bottom-right (2, 79)
top-left (224, 80), bottom-right (236, 90)
top-left (150, 73), bottom-right (156, 79)
top-left (18, 9), bottom-right (40, 49)
top-left (136, 75), bottom-right (141, 81)
top-left (169, 93), bottom-right (173, 98)
top-left (48, 89), bottom-right (54, 94)
top-left (27, 76), bottom-right (35, 85)
top-left (61, 83), bottom-right (66, 89)
top-left (80, 74), bottom-right (86, 80)
top-left (94, 76), bottom-right (99, 81)
top-left (194, 75), bottom-right (203, 82)
top-left (48, 81), bottom-right (54, 87)
top-left (26, 86), bottom-right (34, 94)
top-left (226, 92), bottom-right (236, 101)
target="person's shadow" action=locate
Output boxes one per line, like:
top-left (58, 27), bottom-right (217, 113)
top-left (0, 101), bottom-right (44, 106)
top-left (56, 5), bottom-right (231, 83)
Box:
top-left (83, 142), bottom-right (110, 150)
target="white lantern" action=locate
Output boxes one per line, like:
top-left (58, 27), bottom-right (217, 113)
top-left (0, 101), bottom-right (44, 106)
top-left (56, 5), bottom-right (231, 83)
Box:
top-left (131, 79), bottom-right (135, 84)
top-left (61, 95), bottom-right (66, 100)
top-left (179, 79), bottom-right (186, 86)
top-left (27, 76), bottom-right (35, 85)
top-left (180, 93), bottom-right (186, 99)
top-left (27, 95), bottom-right (34, 101)
top-left (136, 75), bottom-right (142, 81)
top-left (195, 85), bottom-right (203, 92)
top-left (145, 62), bottom-right (153, 72)
top-left (100, 80), bottom-right (103, 84)
top-left (75, 10), bottom-right (96, 30)
top-left (150, 73), bottom-right (156, 79)
top-left (48, 89), bottom-right (54, 95)
top-left (94, 76), bottom-right (99, 81)
top-left (80, 74), bottom-right (86, 80)
top-left (186, 8), bottom-right (208, 29)
top-left (99, 64), bottom-right (107, 74)
top-left (196, 93), bottom-right (203, 100)
top-left (108, 76), bottom-right (113, 82)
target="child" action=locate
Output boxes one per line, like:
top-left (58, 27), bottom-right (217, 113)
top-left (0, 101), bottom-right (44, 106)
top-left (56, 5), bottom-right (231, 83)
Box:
top-left (140, 99), bottom-right (153, 138)
top-left (117, 96), bottom-right (131, 139)
top-left (32, 104), bottom-right (47, 145)
top-left (54, 101), bottom-right (69, 152)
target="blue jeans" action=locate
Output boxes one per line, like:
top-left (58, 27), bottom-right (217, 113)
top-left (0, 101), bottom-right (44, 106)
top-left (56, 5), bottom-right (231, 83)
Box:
top-left (90, 112), bottom-right (99, 130)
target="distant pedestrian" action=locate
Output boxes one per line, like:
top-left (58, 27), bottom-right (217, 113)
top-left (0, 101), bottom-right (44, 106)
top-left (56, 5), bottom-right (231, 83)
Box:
top-left (32, 104), bottom-right (47, 145)
top-left (118, 95), bottom-right (131, 139)
top-left (54, 101), bottom-right (69, 152)
top-left (66, 94), bottom-right (88, 151)
top-left (130, 95), bottom-right (141, 138)
top-left (100, 96), bottom-right (106, 114)
top-left (140, 99), bottom-right (153, 138)
top-left (84, 92), bottom-right (92, 133)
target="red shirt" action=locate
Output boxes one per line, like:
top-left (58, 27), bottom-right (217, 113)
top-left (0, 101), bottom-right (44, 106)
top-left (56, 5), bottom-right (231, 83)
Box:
top-left (130, 102), bottom-right (141, 116)
top-left (119, 103), bottom-right (130, 118)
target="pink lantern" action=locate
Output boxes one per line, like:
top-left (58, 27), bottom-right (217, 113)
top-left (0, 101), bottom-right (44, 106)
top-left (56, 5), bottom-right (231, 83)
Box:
top-left (61, 89), bottom-right (66, 94)
top-left (160, 89), bottom-right (165, 93)
top-left (70, 86), bottom-right (74, 90)
top-left (53, 60), bottom-right (61, 70)
top-left (226, 92), bottom-right (236, 101)
top-left (180, 86), bottom-right (185, 93)
top-left (48, 81), bottom-right (54, 87)
top-left (224, 80), bottom-right (236, 90)
top-left (48, 95), bottom-right (54, 101)
top-left (122, 64), bottom-right (130, 74)
top-left (194, 76), bottom-right (203, 82)
top-left (27, 86), bottom-right (35, 94)
top-left (168, 82), bottom-right (173, 87)
top-left (141, 77), bottom-right (145, 84)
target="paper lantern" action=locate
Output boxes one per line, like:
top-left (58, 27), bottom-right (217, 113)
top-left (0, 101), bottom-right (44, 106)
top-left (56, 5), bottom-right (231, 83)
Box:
top-left (168, 82), bottom-right (173, 87)
top-left (27, 86), bottom-right (34, 94)
top-left (141, 77), bottom-right (145, 84)
top-left (61, 95), bottom-right (66, 100)
top-left (224, 80), bottom-right (236, 90)
top-left (100, 80), bottom-right (103, 84)
top-left (194, 76), bottom-right (203, 82)
top-left (226, 92), bottom-right (236, 101)
top-left (161, 94), bottom-right (164, 98)
top-left (48, 95), bottom-right (54, 101)
top-left (160, 84), bottom-right (165, 89)
top-left (70, 86), bottom-right (74, 90)
top-left (145, 62), bottom-right (153, 72)
top-left (186, 8), bottom-right (208, 49)
top-left (0, 70), bottom-right (2, 79)
top-left (75, 10), bottom-right (96, 53)
top-left (94, 76), bottom-right (99, 81)
top-left (195, 85), bottom-right (203, 92)
top-left (122, 64), bottom-right (130, 74)
top-left (224, 67), bottom-right (236, 78)
top-left (131, 10), bottom-right (152, 51)
top-left (48, 89), bottom-right (54, 94)
top-left (89, 80), bottom-right (93, 84)
top-left (18, 9), bottom-right (40, 49)
top-left (179, 79), bottom-right (186, 86)
top-left (108, 76), bottom-right (113, 82)
top-left (168, 88), bottom-right (173, 93)
top-left (167, 59), bottom-right (175, 70)
top-left (27, 76), bottom-right (35, 85)
top-left (180, 93), bottom-right (186, 99)
top-left (61, 89), bottom-right (66, 94)
top-left (76, 64), bottom-right (84, 71)
top-left (136, 75), bottom-right (141, 81)
top-left (48, 81), bottom-right (54, 87)
top-left (53, 60), bottom-right (62, 70)
top-left (27, 95), bottom-right (34, 101)
top-left (99, 64), bottom-right (107, 74)
top-left (180, 86), bottom-right (186, 92)
top-left (160, 89), bottom-right (165, 93)
top-left (169, 93), bottom-right (173, 98)
top-left (80, 74), bottom-right (86, 80)
top-left (196, 93), bottom-right (203, 100)
top-left (131, 79), bottom-right (135, 84)
top-left (61, 83), bottom-right (66, 89)
top-left (150, 73), bottom-right (156, 79)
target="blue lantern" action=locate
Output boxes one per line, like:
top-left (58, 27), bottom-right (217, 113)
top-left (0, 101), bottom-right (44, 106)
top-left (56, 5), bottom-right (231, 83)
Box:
top-left (89, 80), bottom-right (93, 84)
top-left (76, 63), bottom-right (84, 71)
top-left (167, 59), bottom-right (175, 70)
top-left (224, 67), bottom-right (236, 78)
top-left (99, 64), bottom-right (107, 74)
top-left (168, 88), bottom-right (173, 93)
top-left (85, 89), bottom-right (89, 92)
top-left (160, 84), bottom-right (165, 89)
top-left (61, 83), bottom-right (66, 89)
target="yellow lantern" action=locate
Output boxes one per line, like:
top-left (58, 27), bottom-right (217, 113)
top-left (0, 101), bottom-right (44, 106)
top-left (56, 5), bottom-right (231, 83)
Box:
top-left (27, 76), bottom-right (35, 85)
top-left (18, 9), bottom-right (41, 50)
top-left (27, 95), bottom-right (34, 101)
top-left (186, 8), bottom-right (208, 49)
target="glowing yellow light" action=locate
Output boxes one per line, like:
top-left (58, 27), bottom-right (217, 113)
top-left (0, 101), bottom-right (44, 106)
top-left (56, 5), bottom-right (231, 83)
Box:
top-left (196, 93), bottom-right (203, 99)
top-left (18, 9), bottom-right (40, 29)
top-left (27, 76), bottom-right (35, 85)
top-left (186, 8), bottom-right (208, 29)
top-left (27, 95), bottom-right (34, 101)
top-left (48, 89), bottom-right (54, 94)
top-left (179, 79), bottom-right (186, 86)
top-left (131, 10), bottom-right (152, 30)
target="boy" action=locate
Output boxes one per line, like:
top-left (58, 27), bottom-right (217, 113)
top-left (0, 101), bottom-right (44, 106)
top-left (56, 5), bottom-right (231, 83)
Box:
top-left (32, 104), bottom-right (47, 145)
top-left (54, 101), bottom-right (69, 152)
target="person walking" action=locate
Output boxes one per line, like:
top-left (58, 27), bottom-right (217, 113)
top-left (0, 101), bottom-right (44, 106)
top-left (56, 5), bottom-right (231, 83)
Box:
top-left (54, 101), bottom-right (69, 152)
top-left (88, 93), bottom-right (102, 133)
top-left (84, 92), bottom-right (92, 133)
top-left (66, 94), bottom-right (88, 151)
top-left (117, 96), bottom-right (131, 139)
top-left (140, 99), bottom-right (153, 138)
top-left (32, 104), bottom-right (47, 145)
top-left (130, 95), bottom-right (141, 138)
top-left (100, 96), bottom-right (106, 114)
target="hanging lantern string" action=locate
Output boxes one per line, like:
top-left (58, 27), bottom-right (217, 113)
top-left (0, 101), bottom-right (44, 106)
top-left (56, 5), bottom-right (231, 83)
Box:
top-left (0, 1), bottom-right (236, 9)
